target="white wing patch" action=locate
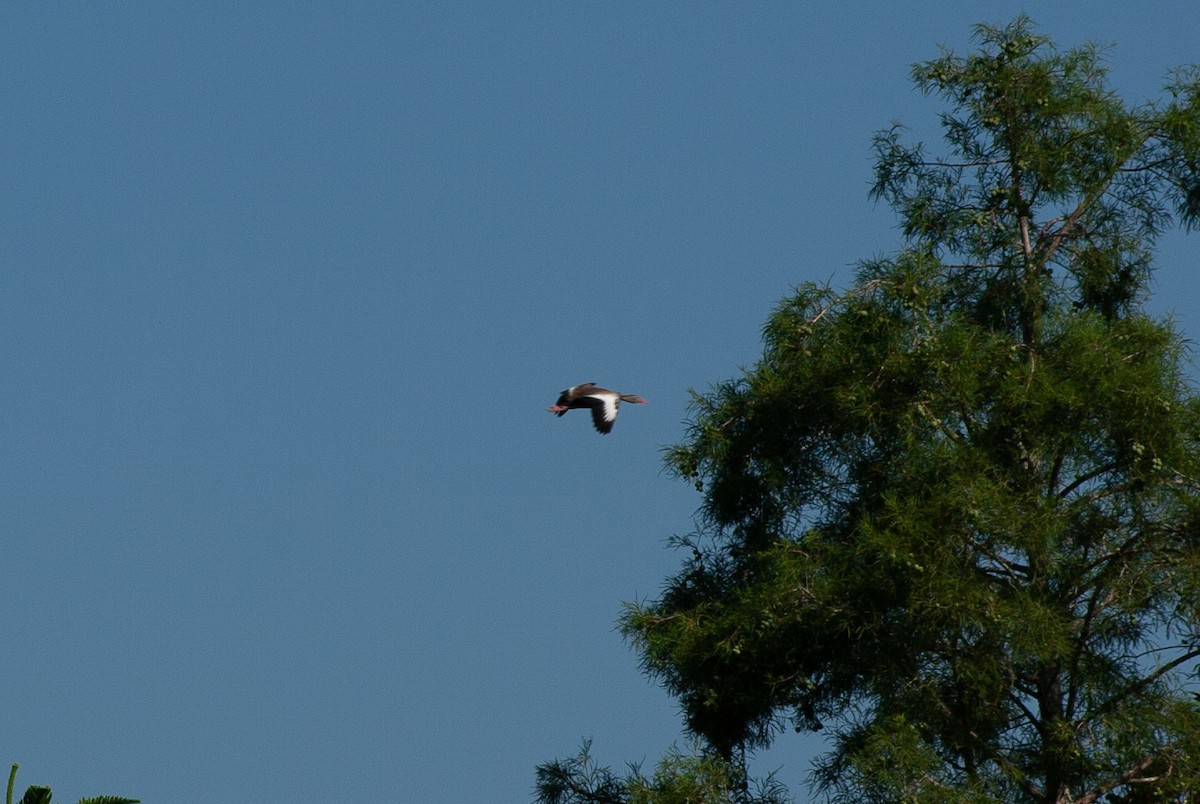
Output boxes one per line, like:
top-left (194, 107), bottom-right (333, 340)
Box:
top-left (586, 391), bottom-right (620, 423)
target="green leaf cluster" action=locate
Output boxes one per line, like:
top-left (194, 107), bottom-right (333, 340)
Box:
top-left (6, 765), bottom-right (138, 804)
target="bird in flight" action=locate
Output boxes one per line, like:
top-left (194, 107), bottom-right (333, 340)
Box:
top-left (548, 383), bottom-right (647, 434)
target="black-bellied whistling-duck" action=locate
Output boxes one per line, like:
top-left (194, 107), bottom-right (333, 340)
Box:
top-left (548, 383), bottom-right (647, 434)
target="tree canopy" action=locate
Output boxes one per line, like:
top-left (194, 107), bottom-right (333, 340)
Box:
top-left (538, 16), bottom-right (1200, 804)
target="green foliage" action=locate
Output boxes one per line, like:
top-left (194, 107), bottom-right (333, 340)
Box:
top-left (536, 740), bottom-right (630, 804)
top-left (5, 765), bottom-right (138, 804)
top-left (538, 16), bottom-right (1200, 803)
top-left (535, 740), bottom-right (790, 804)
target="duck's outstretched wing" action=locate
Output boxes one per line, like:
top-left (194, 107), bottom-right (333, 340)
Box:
top-left (583, 391), bottom-right (619, 434)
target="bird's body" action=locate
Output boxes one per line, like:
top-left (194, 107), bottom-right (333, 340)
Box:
top-left (547, 382), bottom-right (647, 434)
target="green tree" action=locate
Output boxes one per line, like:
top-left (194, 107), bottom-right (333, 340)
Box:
top-left (538, 16), bottom-right (1200, 804)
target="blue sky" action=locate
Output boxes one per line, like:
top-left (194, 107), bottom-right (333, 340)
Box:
top-left (2, 4), bottom-right (1197, 802)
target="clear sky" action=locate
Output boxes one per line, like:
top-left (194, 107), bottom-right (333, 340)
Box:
top-left (2, 3), bottom-right (1197, 802)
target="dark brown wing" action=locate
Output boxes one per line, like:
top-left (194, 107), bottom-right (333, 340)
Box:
top-left (552, 383), bottom-right (599, 417)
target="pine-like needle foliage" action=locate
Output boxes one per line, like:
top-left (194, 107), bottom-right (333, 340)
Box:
top-left (535, 740), bottom-right (790, 804)
top-left (616, 17), bottom-right (1200, 804)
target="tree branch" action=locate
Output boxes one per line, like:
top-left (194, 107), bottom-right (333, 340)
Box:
top-left (1072, 751), bottom-right (1164, 804)
top-left (1080, 648), bottom-right (1200, 727)
top-left (1056, 462), bottom-right (1121, 500)
top-left (1038, 130), bottom-right (1158, 267)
